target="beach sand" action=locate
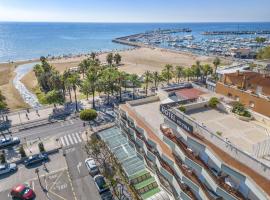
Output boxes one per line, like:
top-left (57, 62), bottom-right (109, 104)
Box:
top-left (1, 47), bottom-right (232, 110)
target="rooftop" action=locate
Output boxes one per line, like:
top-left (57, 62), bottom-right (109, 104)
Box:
top-left (186, 107), bottom-right (270, 155)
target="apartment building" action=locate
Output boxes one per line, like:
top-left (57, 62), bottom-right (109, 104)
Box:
top-left (117, 84), bottom-right (270, 200)
top-left (216, 71), bottom-right (270, 117)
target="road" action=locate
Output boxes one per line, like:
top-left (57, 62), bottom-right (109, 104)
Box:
top-left (64, 143), bottom-right (101, 200)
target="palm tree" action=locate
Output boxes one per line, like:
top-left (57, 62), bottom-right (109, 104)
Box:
top-left (90, 52), bottom-right (96, 60)
top-left (184, 68), bottom-right (193, 81)
top-left (67, 73), bottom-right (81, 111)
top-left (113, 53), bottom-right (121, 65)
top-left (152, 71), bottom-right (162, 90)
top-left (143, 71), bottom-right (152, 96)
top-left (79, 59), bottom-right (90, 78)
top-left (213, 57), bottom-right (220, 76)
top-left (63, 70), bottom-right (72, 102)
top-left (86, 63), bottom-right (101, 109)
top-left (162, 64), bottom-right (173, 84)
top-left (175, 66), bottom-right (183, 83)
top-left (116, 71), bottom-right (128, 102)
top-left (129, 74), bottom-right (141, 100)
top-left (106, 53), bottom-right (114, 66)
top-left (201, 64), bottom-right (213, 83)
top-left (80, 80), bottom-right (91, 100)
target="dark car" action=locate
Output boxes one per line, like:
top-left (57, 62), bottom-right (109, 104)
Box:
top-left (94, 175), bottom-right (109, 194)
top-left (10, 184), bottom-right (36, 200)
top-left (0, 137), bottom-right (20, 149)
top-left (24, 153), bottom-right (48, 166)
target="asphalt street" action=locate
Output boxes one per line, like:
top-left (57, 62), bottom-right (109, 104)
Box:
top-left (64, 143), bottom-right (101, 200)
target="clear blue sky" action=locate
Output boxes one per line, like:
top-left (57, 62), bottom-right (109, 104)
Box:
top-left (0, 0), bottom-right (269, 22)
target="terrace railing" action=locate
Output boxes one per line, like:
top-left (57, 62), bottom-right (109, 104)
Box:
top-left (170, 107), bottom-right (270, 180)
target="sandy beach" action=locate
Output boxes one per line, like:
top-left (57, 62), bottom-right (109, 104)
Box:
top-left (0, 47), bottom-right (232, 110)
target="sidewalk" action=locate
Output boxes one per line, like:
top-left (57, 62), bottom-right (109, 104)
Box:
top-left (6, 136), bottom-right (61, 163)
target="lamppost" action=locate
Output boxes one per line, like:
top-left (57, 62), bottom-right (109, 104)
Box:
top-left (35, 168), bottom-right (42, 187)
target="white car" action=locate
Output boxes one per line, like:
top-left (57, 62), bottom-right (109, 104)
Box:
top-left (85, 158), bottom-right (99, 176)
top-left (0, 163), bottom-right (17, 175)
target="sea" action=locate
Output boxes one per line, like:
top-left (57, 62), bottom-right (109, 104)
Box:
top-left (0, 22), bottom-right (270, 62)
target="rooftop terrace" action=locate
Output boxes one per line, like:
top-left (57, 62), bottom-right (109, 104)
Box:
top-left (186, 107), bottom-right (270, 156)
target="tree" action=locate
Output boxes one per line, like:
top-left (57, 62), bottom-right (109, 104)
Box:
top-left (175, 66), bottom-right (183, 83)
top-left (85, 62), bottom-right (102, 108)
top-left (213, 57), bottom-right (220, 76)
top-left (63, 70), bottom-right (73, 102)
top-left (143, 71), bottom-right (152, 96)
top-left (201, 64), bottom-right (213, 82)
top-left (38, 142), bottom-right (45, 152)
top-left (162, 64), bottom-right (173, 84)
top-left (208, 97), bottom-right (220, 108)
top-left (80, 80), bottom-right (91, 100)
top-left (80, 109), bottom-right (98, 122)
top-left (100, 67), bottom-right (118, 104)
top-left (257, 46), bottom-right (270, 59)
top-left (79, 59), bottom-right (90, 78)
top-left (191, 64), bottom-right (201, 80)
top-left (0, 150), bottom-right (5, 164)
top-left (85, 137), bottom-right (113, 175)
top-left (19, 145), bottom-right (26, 158)
top-left (0, 90), bottom-right (7, 110)
top-left (90, 52), bottom-right (97, 61)
top-left (45, 90), bottom-right (65, 106)
top-left (152, 71), bottom-right (162, 90)
top-left (67, 73), bottom-right (81, 111)
top-left (255, 37), bottom-right (267, 44)
top-left (106, 53), bottom-right (114, 66)
top-left (116, 71), bottom-right (128, 102)
top-left (183, 68), bottom-right (193, 81)
top-left (129, 74), bottom-right (141, 100)
top-left (114, 53), bottom-right (122, 65)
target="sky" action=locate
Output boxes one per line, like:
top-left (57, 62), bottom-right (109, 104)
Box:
top-left (0, 0), bottom-right (269, 22)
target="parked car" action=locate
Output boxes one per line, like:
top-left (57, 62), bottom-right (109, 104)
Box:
top-left (0, 137), bottom-right (20, 149)
top-left (10, 184), bottom-right (36, 200)
top-left (85, 158), bottom-right (99, 176)
top-left (94, 175), bottom-right (109, 194)
top-left (0, 163), bottom-right (17, 175)
top-left (24, 153), bottom-right (48, 166)
top-left (101, 190), bottom-right (114, 200)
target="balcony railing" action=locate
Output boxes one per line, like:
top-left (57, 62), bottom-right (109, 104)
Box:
top-left (161, 125), bottom-right (246, 200)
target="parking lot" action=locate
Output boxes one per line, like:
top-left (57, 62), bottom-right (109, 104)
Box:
top-left (0, 153), bottom-right (67, 197)
top-left (0, 169), bottom-right (75, 200)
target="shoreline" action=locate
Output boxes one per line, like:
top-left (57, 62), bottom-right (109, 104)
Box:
top-left (0, 46), bottom-right (233, 110)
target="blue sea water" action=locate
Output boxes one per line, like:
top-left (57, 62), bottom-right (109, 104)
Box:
top-left (0, 22), bottom-right (270, 62)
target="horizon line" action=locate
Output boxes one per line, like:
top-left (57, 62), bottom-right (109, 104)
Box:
top-left (1, 21), bottom-right (270, 24)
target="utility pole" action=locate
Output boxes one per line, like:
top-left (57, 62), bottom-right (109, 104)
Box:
top-left (35, 168), bottom-right (42, 188)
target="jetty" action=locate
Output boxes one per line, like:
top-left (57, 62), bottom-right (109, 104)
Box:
top-left (202, 30), bottom-right (270, 35)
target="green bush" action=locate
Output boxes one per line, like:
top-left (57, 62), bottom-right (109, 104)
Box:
top-left (38, 142), bottom-right (45, 152)
top-left (80, 109), bottom-right (98, 121)
top-left (216, 131), bottom-right (222, 136)
top-left (208, 97), bottom-right (220, 108)
top-left (232, 102), bottom-right (251, 117)
top-left (178, 105), bottom-right (186, 113)
top-left (19, 145), bottom-right (26, 158)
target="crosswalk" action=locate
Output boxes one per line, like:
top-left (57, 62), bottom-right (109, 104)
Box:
top-left (59, 132), bottom-right (83, 147)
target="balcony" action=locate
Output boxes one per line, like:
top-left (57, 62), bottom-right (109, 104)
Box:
top-left (161, 125), bottom-right (246, 200)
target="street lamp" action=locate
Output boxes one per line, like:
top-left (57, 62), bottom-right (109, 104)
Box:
top-left (35, 168), bottom-right (42, 187)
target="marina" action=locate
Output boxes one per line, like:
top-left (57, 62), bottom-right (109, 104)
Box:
top-left (113, 27), bottom-right (270, 58)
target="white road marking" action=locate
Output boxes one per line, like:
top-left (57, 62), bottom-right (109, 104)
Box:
top-left (68, 134), bottom-right (74, 145)
top-left (60, 122), bottom-right (64, 127)
top-left (75, 132), bottom-right (82, 142)
top-left (32, 181), bottom-right (35, 191)
top-left (60, 137), bottom-right (66, 147)
top-left (64, 135), bottom-right (70, 146)
top-left (69, 120), bottom-right (74, 125)
top-left (77, 162), bottom-right (82, 174)
top-left (72, 133), bottom-right (78, 143)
